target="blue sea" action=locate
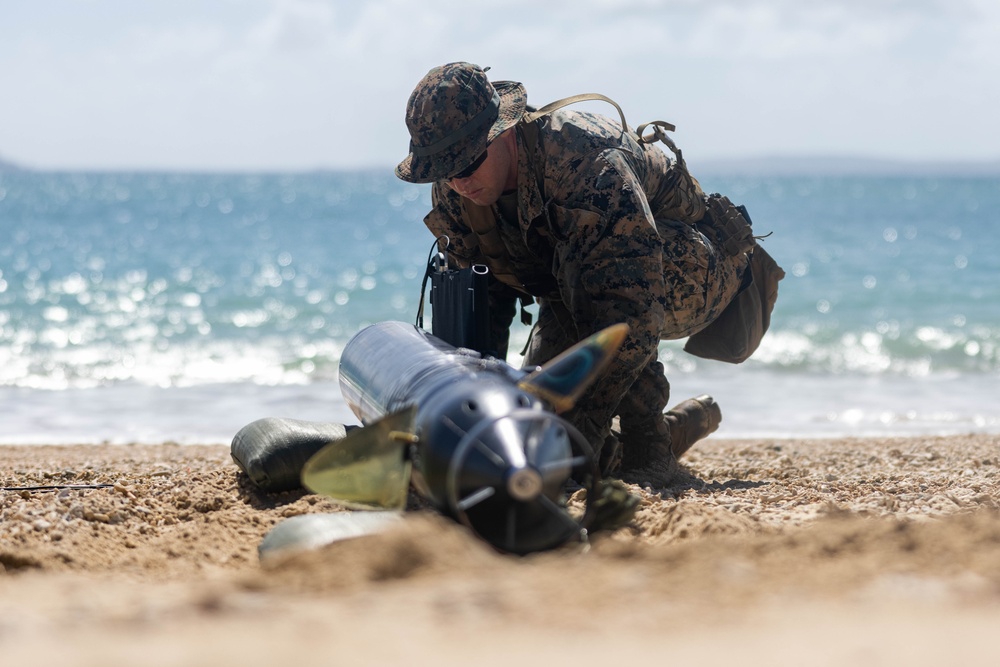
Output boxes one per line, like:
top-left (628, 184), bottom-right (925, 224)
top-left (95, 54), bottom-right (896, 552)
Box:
top-left (1, 169), bottom-right (998, 444)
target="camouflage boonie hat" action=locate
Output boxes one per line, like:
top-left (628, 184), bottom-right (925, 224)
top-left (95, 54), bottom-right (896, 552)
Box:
top-left (396, 62), bottom-right (526, 184)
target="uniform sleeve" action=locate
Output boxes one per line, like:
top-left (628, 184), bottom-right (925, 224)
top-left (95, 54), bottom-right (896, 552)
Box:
top-left (547, 148), bottom-right (667, 442)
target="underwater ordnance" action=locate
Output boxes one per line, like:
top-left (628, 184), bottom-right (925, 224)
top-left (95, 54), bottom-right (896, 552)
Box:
top-left (242, 321), bottom-right (628, 556)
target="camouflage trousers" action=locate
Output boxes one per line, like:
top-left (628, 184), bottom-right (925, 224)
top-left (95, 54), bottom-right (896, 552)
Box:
top-left (523, 217), bottom-right (747, 440)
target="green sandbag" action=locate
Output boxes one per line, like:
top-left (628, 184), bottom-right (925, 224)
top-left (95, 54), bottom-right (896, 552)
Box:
top-left (231, 417), bottom-right (356, 493)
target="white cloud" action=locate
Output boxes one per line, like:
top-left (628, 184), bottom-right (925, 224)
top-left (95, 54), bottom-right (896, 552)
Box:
top-left (0, 0), bottom-right (997, 169)
top-left (246, 0), bottom-right (336, 53)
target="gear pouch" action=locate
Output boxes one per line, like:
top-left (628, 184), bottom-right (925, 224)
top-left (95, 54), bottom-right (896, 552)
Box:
top-left (430, 263), bottom-right (492, 354)
top-left (683, 244), bottom-right (784, 364)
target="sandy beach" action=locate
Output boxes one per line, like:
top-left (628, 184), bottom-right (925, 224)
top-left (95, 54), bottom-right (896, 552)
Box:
top-left (2, 434), bottom-right (999, 666)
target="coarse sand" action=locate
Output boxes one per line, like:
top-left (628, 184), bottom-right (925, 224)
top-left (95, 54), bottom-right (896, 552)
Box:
top-left (2, 435), bottom-right (999, 666)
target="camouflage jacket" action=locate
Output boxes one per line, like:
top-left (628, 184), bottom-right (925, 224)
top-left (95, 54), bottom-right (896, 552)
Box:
top-left (422, 109), bottom-right (708, 438)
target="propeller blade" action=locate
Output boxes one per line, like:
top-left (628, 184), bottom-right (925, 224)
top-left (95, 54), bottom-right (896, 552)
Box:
top-left (301, 406), bottom-right (417, 510)
top-left (519, 323), bottom-right (629, 412)
top-left (258, 511), bottom-right (403, 564)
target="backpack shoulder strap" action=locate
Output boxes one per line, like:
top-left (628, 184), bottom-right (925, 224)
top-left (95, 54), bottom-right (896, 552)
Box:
top-left (521, 93), bottom-right (632, 132)
top-left (518, 93), bottom-right (632, 202)
top-left (520, 92), bottom-right (682, 162)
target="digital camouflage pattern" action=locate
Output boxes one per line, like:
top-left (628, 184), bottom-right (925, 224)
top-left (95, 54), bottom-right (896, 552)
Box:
top-left (422, 109), bottom-right (747, 461)
top-left (396, 63), bottom-right (526, 184)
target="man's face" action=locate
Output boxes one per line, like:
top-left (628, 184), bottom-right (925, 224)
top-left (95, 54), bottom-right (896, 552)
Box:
top-left (445, 132), bottom-right (514, 206)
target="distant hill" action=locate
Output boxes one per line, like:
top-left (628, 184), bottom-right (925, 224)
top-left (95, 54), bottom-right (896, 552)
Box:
top-left (1, 153), bottom-right (997, 176)
top-left (691, 155), bottom-right (1000, 176)
top-left (0, 154), bottom-right (24, 172)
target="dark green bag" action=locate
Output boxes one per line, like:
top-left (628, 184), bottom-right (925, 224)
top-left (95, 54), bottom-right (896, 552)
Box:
top-left (684, 242), bottom-right (784, 364)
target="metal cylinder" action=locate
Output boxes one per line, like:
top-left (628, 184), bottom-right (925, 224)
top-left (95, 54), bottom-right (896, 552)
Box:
top-left (336, 321), bottom-right (599, 554)
top-left (339, 321), bottom-right (481, 424)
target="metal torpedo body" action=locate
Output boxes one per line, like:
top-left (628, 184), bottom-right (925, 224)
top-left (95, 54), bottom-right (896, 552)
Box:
top-left (301, 321), bottom-right (628, 555)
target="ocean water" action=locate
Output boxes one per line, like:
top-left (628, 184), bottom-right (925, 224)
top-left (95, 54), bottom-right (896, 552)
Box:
top-left (1, 169), bottom-right (998, 444)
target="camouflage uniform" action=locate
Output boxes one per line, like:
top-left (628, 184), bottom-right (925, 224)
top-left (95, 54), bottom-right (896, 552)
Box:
top-left (421, 109), bottom-right (747, 455)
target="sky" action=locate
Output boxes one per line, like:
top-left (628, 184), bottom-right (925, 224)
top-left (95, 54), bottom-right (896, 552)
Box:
top-left (2, 0), bottom-right (999, 171)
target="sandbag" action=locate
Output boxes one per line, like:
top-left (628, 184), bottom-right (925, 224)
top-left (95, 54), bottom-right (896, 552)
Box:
top-left (231, 418), bottom-right (356, 492)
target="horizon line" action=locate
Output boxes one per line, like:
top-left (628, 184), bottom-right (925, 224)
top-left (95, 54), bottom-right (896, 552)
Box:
top-left (3, 152), bottom-right (1000, 176)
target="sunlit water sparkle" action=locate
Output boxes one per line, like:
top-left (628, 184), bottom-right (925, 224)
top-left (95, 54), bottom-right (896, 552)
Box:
top-left (1, 170), bottom-right (998, 443)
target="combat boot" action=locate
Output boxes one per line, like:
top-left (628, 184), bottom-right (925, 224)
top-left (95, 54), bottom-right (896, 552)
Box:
top-left (664, 394), bottom-right (722, 458)
top-left (617, 395), bottom-right (722, 485)
top-left (618, 413), bottom-right (677, 485)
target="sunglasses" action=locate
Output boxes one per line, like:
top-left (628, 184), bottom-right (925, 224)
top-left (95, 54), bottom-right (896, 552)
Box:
top-left (449, 148), bottom-right (488, 180)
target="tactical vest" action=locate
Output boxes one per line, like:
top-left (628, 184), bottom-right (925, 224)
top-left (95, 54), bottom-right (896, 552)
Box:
top-left (458, 94), bottom-right (696, 295)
